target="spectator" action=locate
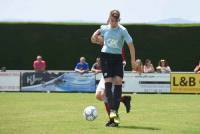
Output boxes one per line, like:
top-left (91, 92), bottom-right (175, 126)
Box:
top-left (91, 57), bottom-right (102, 74)
top-left (33, 55), bottom-right (46, 72)
top-left (194, 60), bottom-right (200, 73)
top-left (156, 59), bottom-right (171, 73)
top-left (75, 57), bottom-right (89, 74)
top-left (144, 59), bottom-right (155, 73)
top-left (133, 59), bottom-right (144, 74)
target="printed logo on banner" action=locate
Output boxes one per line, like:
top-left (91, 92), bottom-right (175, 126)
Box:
top-left (21, 72), bottom-right (96, 92)
top-left (22, 72), bottom-right (64, 87)
top-left (171, 73), bottom-right (200, 93)
top-left (26, 74), bottom-right (42, 85)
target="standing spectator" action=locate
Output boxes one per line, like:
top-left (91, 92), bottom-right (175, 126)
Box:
top-left (194, 60), bottom-right (200, 73)
top-left (74, 57), bottom-right (89, 74)
top-left (156, 59), bottom-right (171, 73)
top-left (144, 59), bottom-right (155, 73)
top-left (33, 55), bottom-right (46, 72)
top-left (91, 57), bottom-right (102, 74)
top-left (133, 59), bottom-right (144, 74)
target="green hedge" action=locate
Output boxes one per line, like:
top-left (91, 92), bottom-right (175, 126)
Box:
top-left (0, 23), bottom-right (199, 71)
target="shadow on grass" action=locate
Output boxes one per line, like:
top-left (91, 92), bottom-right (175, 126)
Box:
top-left (118, 125), bottom-right (160, 130)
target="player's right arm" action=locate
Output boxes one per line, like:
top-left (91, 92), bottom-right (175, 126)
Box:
top-left (91, 29), bottom-right (104, 45)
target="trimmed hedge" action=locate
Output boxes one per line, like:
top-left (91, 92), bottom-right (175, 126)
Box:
top-left (0, 23), bottom-right (200, 71)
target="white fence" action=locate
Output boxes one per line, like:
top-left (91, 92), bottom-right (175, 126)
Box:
top-left (0, 71), bottom-right (200, 93)
top-left (0, 72), bottom-right (20, 91)
top-left (96, 72), bottom-right (170, 93)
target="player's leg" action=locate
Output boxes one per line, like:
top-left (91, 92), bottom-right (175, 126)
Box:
top-left (96, 90), bottom-right (111, 117)
top-left (122, 61), bottom-right (132, 113)
top-left (112, 76), bottom-right (123, 124)
top-left (95, 77), bottom-right (110, 116)
top-left (100, 53), bottom-right (115, 110)
top-left (110, 56), bottom-right (124, 124)
top-left (96, 76), bottom-right (131, 113)
top-left (95, 79), bottom-right (114, 126)
top-left (121, 95), bottom-right (132, 113)
top-left (95, 77), bottom-right (105, 101)
top-left (95, 90), bottom-right (104, 101)
top-left (104, 77), bottom-right (114, 115)
top-left (95, 77), bottom-right (130, 127)
top-left (113, 76), bottom-right (123, 113)
top-left (100, 53), bottom-right (116, 126)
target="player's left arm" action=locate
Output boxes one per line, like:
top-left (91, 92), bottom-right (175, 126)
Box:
top-left (127, 43), bottom-right (136, 71)
top-left (123, 29), bottom-right (136, 71)
top-left (122, 47), bottom-right (126, 65)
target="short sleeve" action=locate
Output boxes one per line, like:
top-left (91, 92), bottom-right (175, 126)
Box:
top-left (99, 25), bottom-right (106, 36)
top-left (75, 63), bottom-right (79, 69)
top-left (123, 29), bottom-right (133, 44)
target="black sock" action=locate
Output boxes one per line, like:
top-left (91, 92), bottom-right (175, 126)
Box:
top-left (114, 85), bottom-right (122, 112)
top-left (105, 82), bottom-right (114, 110)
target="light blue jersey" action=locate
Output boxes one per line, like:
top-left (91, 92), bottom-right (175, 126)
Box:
top-left (100, 24), bottom-right (133, 54)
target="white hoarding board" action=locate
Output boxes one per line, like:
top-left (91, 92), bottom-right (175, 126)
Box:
top-left (123, 72), bottom-right (170, 93)
top-left (0, 72), bottom-right (20, 91)
top-left (96, 72), bottom-right (170, 93)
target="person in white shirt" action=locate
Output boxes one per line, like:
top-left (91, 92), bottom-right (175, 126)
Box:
top-left (156, 59), bottom-right (171, 73)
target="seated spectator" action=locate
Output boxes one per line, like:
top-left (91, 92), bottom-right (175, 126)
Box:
top-left (132, 59), bottom-right (144, 74)
top-left (75, 57), bottom-right (89, 74)
top-left (33, 55), bottom-right (46, 72)
top-left (194, 60), bottom-right (200, 73)
top-left (144, 59), bottom-right (155, 73)
top-left (156, 59), bottom-right (171, 73)
top-left (91, 57), bottom-right (102, 74)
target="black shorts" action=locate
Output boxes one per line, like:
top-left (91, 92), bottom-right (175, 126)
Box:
top-left (100, 52), bottom-right (123, 78)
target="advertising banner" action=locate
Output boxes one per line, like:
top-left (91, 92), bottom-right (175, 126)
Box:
top-left (21, 72), bottom-right (96, 92)
top-left (123, 72), bottom-right (170, 93)
top-left (0, 72), bottom-right (20, 91)
top-left (171, 73), bottom-right (200, 93)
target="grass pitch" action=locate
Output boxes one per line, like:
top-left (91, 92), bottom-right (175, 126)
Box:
top-left (0, 93), bottom-right (200, 134)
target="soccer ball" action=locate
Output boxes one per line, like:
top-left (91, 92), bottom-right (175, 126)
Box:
top-left (83, 106), bottom-right (98, 121)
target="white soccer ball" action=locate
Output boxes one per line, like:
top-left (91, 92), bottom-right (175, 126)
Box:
top-left (83, 106), bottom-right (98, 121)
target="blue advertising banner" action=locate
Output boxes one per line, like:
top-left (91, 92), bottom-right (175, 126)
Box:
top-left (21, 72), bottom-right (96, 92)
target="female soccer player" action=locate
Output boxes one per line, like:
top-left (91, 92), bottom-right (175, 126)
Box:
top-left (91, 10), bottom-right (136, 127)
top-left (95, 49), bottom-right (131, 127)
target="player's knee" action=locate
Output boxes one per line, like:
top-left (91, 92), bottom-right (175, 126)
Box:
top-left (104, 77), bottom-right (112, 83)
top-left (95, 92), bottom-right (103, 101)
top-left (114, 77), bottom-right (123, 85)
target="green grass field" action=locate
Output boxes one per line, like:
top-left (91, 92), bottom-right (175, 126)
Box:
top-left (0, 93), bottom-right (200, 134)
